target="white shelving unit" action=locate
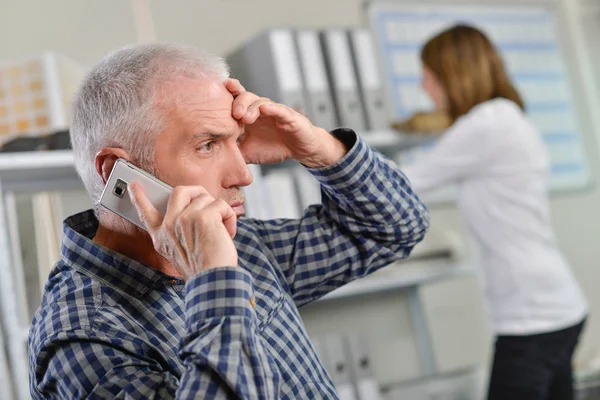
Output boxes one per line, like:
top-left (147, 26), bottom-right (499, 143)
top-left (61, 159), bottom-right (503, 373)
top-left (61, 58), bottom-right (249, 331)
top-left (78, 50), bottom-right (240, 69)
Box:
top-left (0, 150), bottom-right (78, 192)
top-left (319, 260), bottom-right (470, 302)
top-left (318, 260), bottom-right (472, 378)
top-left (0, 318), bottom-right (14, 400)
top-left (0, 139), bottom-right (466, 399)
top-left (0, 150), bottom-right (81, 400)
top-left (358, 129), bottom-right (436, 154)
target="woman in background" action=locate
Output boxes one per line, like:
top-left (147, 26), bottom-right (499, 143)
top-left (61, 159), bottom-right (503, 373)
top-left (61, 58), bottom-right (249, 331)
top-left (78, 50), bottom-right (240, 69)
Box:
top-left (401, 25), bottom-right (587, 400)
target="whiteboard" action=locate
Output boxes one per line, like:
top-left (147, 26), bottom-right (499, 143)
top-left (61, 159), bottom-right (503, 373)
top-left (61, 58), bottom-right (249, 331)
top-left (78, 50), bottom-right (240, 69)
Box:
top-left (368, 1), bottom-right (592, 192)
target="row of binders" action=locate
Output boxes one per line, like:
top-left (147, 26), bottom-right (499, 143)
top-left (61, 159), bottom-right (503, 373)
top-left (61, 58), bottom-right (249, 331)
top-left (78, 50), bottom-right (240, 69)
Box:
top-left (227, 28), bottom-right (390, 132)
top-left (312, 332), bottom-right (383, 400)
top-left (243, 163), bottom-right (321, 220)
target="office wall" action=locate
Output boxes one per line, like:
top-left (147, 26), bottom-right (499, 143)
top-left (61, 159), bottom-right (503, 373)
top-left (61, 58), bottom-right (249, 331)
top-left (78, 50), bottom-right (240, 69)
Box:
top-left (580, 2), bottom-right (600, 101)
top-left (550, 0), bottom-right (600, 363)
top-left (0, 1), bottom-right (138, 64)
top-left (1, 0), bottom-right (600, 386)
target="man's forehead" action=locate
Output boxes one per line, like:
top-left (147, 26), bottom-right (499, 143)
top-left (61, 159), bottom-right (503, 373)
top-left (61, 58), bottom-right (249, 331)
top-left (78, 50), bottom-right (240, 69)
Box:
top-left (156, 76), bottom-right (232, 109)
top-left (155, 76), bottom-right (241, 135)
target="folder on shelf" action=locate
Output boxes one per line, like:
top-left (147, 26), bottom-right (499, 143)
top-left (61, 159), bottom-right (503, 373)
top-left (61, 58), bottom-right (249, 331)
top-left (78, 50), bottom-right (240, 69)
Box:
top-left (32, 192), bottom-right (62, 295)
top-left (323, 334), bottom-right (358, 400)
top-left (0, 326), bottom-right (13, 400)
top-left (242, 164), bottom-right (274, 220)
top-left (291, 166), bottom-right (321, 212)
top-left (228, 29), bottom-right (308, 115)
top-left (262, 170), bottom-right (301, 219)
top-left (320, 29), bottom-right (367, 131)
top-left (294, 29), bottom-right (339, 130)
top-left (348, 29), bottom-right (389, 131)
top-left (33, 189), bottom-right (93, 293)
top-left (344, 332), bottom-right (383, 400)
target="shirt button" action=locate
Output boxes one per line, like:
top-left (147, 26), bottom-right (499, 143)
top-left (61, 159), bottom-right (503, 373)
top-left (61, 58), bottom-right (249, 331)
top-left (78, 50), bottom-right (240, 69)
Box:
top-left (250, 296), bottom-right (256, 308)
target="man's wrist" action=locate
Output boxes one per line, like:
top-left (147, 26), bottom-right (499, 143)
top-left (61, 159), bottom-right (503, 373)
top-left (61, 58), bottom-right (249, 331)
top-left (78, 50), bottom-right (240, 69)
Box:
top-left (299, 127), bottom-right (349, 169)
top-left (306, 130), bottom-right (375, 193)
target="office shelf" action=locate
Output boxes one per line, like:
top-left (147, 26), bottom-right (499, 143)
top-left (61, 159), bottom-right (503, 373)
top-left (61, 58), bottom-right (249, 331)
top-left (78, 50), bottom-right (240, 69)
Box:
top-left (320, 261), bottom-right (471, 302)
top-left (359, 129), bottom-right (436, 154)
top-left (0, 150), bottom-right (80, 192)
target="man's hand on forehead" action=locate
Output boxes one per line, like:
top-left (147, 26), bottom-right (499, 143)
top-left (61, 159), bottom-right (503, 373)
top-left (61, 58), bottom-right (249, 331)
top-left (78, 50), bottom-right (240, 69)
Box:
top-left (224, 79), bottom-right (347, 168)
top-left (225, 79), bottom-right (269, 122)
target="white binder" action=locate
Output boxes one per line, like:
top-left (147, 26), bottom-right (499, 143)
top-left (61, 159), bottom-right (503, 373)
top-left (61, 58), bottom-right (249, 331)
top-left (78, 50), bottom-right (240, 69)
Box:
top-left (242, 164), bottom-right (274, 220)
top-left (228, 29), bottom-right (308, 115)
top-left (291, 166), bottom-right (322, 212)
top-left (294, 29), bottom-right (339, 130)
top-left (320, 29), bottom-right (367, 131)
top-left (262, 170), bottom-right (301, 219)
top-left (323, 334), bottom-right (358, 400)
top-left (348, 29), bottom-right (389, 131)
top-left (344, 333), bottom-right (383, 400)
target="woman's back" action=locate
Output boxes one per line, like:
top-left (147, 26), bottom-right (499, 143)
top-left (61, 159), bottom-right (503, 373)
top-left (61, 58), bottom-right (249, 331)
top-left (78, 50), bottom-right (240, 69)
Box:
top-left (408, 24), bottom-right (587, 398)
top-left (404, 98), bottom-right (587, 335)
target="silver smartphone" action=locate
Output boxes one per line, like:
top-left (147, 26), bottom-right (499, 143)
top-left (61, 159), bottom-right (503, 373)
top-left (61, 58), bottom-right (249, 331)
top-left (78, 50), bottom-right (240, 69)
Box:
top-left (99, 159), bottom-right (172, 230)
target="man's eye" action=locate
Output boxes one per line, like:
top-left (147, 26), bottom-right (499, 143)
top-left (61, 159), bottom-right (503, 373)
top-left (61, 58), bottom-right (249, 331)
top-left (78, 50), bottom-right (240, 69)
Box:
top-left (237, 134), bottom-right (245, 145)
top-left (199, 141), bottom-right (214, 152)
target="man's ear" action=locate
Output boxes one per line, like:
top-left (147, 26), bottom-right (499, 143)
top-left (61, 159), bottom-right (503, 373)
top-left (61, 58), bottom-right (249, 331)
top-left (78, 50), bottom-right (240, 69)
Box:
top-left (95, 148), bottom-right (133, 185)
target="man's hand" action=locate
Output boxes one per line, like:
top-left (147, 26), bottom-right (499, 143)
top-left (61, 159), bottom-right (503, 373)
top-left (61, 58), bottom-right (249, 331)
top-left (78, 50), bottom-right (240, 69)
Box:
top-left (226, 79), bottom-right (347, 168)
top-left (128, 182), bottom-right (238, 281)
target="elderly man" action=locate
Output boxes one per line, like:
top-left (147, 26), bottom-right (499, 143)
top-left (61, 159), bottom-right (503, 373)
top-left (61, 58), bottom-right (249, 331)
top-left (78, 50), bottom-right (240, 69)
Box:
top-left (28, 43), bottom-right (429, 399)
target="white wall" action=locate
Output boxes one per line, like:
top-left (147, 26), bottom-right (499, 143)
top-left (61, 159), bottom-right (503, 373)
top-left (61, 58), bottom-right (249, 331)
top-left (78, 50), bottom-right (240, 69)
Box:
top-left (580, 2), bottom-right (600, 103)
top-left (549, 0), bottom-right (600, 364)
top-left (149, 0), bottom-right (367, 57)
top-left (0, 1), bottom-right (138, 64)
top-left (2, 0), bottom-right (600, 388)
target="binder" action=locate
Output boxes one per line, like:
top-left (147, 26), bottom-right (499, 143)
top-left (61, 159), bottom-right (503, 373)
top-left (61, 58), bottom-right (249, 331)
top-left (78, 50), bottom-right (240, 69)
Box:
top-left (348, 29), bottom-right (389, 131)
top-left (228, 29), bottom-right (308, 115)
top-left (0, 326), bottom-right (14, 400)
top-left (291, 166), bottom-right (322, 212)
top-left (344, 333), bottom-right (383, 400)
top-left (323, 334), bottom-right (358, 400)
top-left (33, 189), bottom-right (93, 294)
top-left (242, 164), bottom-right (274, 220)
top-left (32, 193), bottom-right (62, 296)
top-left (262, 170), bottom-right (301, 219)
top-left (294, 29), bottom-right (339, 130)
top-left (320, 29), bottom-right (367, 131)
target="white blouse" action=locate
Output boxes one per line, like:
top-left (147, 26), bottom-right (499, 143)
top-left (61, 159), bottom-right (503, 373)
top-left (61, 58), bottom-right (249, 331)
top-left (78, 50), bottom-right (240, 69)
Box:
top-left (403, 98), bottom-right (587, 335)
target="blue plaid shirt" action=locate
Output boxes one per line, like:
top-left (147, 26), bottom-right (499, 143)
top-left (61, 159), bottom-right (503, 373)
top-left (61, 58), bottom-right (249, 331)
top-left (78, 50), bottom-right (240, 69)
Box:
top-left (29, 130), bottom-right (429, 399)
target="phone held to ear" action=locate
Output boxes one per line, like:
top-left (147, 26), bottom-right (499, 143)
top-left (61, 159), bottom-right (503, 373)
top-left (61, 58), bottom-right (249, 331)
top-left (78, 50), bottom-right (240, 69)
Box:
top-left (99, 159), bottom-right (172, 230)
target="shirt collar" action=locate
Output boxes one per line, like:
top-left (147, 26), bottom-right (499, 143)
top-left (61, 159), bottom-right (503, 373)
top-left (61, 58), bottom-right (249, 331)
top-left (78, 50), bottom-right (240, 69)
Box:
top-left (61, 209), bottom-right (180, 296)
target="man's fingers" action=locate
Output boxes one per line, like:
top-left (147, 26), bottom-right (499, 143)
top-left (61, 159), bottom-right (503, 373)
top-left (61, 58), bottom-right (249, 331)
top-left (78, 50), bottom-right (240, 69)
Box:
top-left (128, 182), bottom-right (162, 231)
top-left (166, 186), bottom-right (211, 217)
top-left (232, 91), bottom-right (261, 119)
top-left (206, 200), bottom-right (238, 239)
top-left (258, 103), bottom-right (298, 124)
top-left (242, 98), bottom-right (274, 124)
top-left (181, 193), bottom-right (220, 219)
top-left (225, 79), bottom-right (246, 97)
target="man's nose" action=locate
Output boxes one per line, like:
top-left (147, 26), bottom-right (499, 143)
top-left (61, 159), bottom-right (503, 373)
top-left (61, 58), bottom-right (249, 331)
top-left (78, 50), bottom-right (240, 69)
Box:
top-left (224, 149), bottom-right (254, 188)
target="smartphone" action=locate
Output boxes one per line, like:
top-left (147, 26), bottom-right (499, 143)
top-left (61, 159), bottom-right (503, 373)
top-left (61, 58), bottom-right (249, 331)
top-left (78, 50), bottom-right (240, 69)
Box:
top-left (99, 159), bottom-right (172, 230)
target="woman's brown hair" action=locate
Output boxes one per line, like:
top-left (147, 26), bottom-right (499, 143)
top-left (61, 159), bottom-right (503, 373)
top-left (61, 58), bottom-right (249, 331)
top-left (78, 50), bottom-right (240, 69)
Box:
top-left (421, 24), bottom-right (525, 122)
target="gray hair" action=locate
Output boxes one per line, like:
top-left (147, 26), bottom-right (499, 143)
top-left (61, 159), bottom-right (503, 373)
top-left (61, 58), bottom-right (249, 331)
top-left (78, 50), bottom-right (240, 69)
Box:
top-left (70, 43), bottom-right (230, 213)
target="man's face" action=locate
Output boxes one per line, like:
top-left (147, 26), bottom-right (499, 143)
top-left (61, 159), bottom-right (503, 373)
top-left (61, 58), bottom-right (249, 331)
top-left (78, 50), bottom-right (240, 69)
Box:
top-left (151, 77), bottom-right (253, 217)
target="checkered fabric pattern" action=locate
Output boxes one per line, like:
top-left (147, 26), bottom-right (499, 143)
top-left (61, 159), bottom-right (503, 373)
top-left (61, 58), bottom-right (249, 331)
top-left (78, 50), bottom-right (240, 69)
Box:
top-left (29, 129), bottom-right (429, 399)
